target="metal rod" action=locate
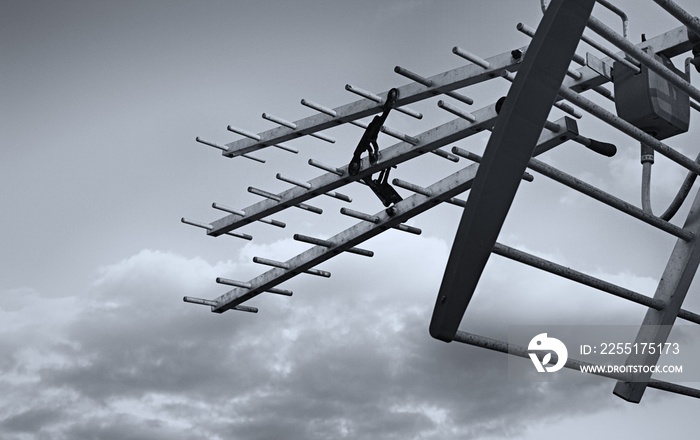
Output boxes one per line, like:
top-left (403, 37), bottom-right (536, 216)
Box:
top-left (324, 190), bottom-right (351, 202)
top-left (293, 202), bottom-right (323, 215)
top-left (276, 173), bottom-right (311, 190)
top-left (253, 256), bottom-right (331, 278)
top-left (276, 173), bottom-right (351, 206)
top-left (393, 223), bottom-right (422, 235)
top-left (526, 156), bottom-right (693, 241)
top-left (309, 131), bottom-right (335, 144)
top-left (447, 197), bottom-right (466, 208)
top-left (248, 186), bottom-right (281, 202)
top-left (566, 67), bottom-right (583, 80)
top-left (272, 143), bottom-right (298, 154)
top-left (444, 90), bottom-right (474, 105)
top-left (340, 207), bottom-right (379, 223)
top-left (437, 100), bottom-right (476, 122)
top-left (394, 66), bottom-right (432, 86)
top-left (543, 120), bottom-right (562, 132)
top-left (542, 0), bottom-right (631, 40)
top-left (262, 113), bottom-right (296, 129)
top-left (181, 217), bottom-right (254, 240)
top-left (182, 297), bottom-right (263, 313)
top-left (215, 277), bottom-right (292, 296)
top-left (338, 207), bottom-right (420, 235)
top-left (267, 287), bottom-right (293, 296)
top-left (596, 0), bottom-right (630, 40)
top-left (187, 303), bottom-right (257, 313)
top-left (557, 85), bottom-right (700, 176)
top-left (393, 179), bottom-right (433, 196)
top-left (211, 203), bottom-right (245, 216)
top-left (212, 203), bottom-right (286, 228)
top-left (248, 187), bottom-right (323, 214)
top-left (196, 137), bottom-right (227, 151)
top-left (181, 217), bottom-right (211, 230)
top-left (345, 84), bottom-right (423, 119)
top-left (216, 277), bottom-right (252, 288)
top-left (293, 234), bottom-right (374, 257)
top-left (678, 308), bottom-right (700, 324)
top-left (183, 296), bottom-right (218, 307)
top-left (430, 148), bottom-right (460, 162)
top-left (653, 0), bottom-right (700, 38)
top-left (239, 153), bottom-right (265, 163)
top-left (345, 84), bottom-right (382, 102)
top-left (380, 126), bottom-right (419, 145)
top-left (593, 85), bottom-right (614, 101)
top-left (300, 99), bottom-right (337, 117)
top-left (492, 242), bottom-right (664, 310)
top-left (452, 47), bottom-right (490, 68)
top-left (227, 125), bottom-right (261, 141)
top-left (222, 130), bottom-right (295, 155)
top-left (231, 305), bottom-right (258, 313)
top-left (253, 256), bottom-right (290, 269)
top-left (308, 159), bottom-right (344, 176)
top-left (197, 137), bottom-right (265, 162)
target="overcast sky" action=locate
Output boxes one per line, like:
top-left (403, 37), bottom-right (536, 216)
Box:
top-left (2, 0), bottom-right (700, 439)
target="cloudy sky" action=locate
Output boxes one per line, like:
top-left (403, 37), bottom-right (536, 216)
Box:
top-left (2, 0), bottom-right (700, 438)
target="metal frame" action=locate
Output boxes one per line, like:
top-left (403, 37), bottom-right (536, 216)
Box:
top-left (202, 117), bottom-right (577, 313)
top-left (183, 0), bottom-right (700, 403)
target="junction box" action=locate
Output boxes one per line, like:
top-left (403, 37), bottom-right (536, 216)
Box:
top-left (614, 49), bottom-right (690, 140)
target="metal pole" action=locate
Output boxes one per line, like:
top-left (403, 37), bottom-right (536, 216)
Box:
top-left (525, 157), bottom-right (693, 241)
top-left (430, 0), bottom-right (597, 342)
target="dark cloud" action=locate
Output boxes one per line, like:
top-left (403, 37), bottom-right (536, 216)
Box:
top-left (2, 408), bottom-right (64, 434)
top-left (0, 244), bottom-right (626, 440)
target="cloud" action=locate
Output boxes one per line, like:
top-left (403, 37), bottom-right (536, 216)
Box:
top-left (0, 242), bottom-right (676, 440)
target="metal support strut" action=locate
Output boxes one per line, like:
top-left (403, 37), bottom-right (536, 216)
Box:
top-left (429, 0), bottom-right (596, 342)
